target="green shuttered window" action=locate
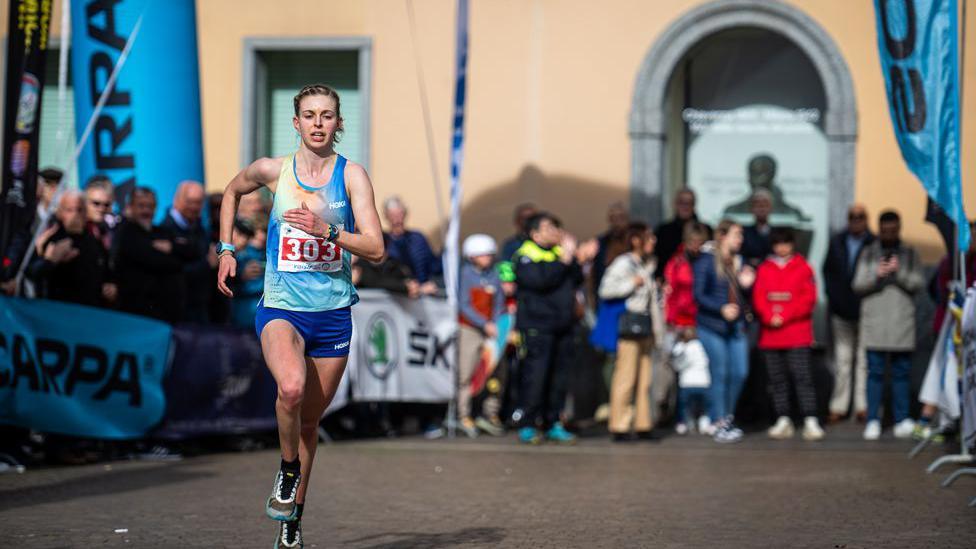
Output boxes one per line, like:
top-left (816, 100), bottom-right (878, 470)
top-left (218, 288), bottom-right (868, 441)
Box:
top-left (261, 51), bottom-right (362, 165)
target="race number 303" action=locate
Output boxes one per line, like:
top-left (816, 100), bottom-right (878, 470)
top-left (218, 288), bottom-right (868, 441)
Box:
top-left (277, 223), bottom-right (343, 272)
top-left (281, 237), bottom-right (341, 263)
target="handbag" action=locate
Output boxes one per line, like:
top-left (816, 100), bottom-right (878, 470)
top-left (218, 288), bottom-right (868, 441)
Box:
top-left (617, 256), bottom-right (653, 340)
top-left (618, 311), bottom-right (653, 339)
top-left (589, 298), bottom-right (627, 352)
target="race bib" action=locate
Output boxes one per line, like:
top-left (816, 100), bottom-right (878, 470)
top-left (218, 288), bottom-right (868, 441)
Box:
top-left (277, 223), bottom-right (343, 273)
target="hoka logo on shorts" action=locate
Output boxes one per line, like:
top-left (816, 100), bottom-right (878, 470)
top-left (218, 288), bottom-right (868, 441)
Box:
top-left (329, 200), bottom-right (346, 210)
top-left (334, 341), bottom-right (350, 350)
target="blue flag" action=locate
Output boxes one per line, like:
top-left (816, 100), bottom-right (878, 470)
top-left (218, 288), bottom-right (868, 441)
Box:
top-left (875, 0), bottom-right (970, 252)
top-left (71, 0), bottom-right (204, 220)
top-left (0, 297), bottom-right (171, 439)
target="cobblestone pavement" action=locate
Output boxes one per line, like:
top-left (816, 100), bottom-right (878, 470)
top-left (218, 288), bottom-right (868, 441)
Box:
top-left (1, 423), bottom-right (974, 548)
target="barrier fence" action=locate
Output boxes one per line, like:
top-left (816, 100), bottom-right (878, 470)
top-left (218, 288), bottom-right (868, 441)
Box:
top-left (0, 289), bottom-right (455, 440)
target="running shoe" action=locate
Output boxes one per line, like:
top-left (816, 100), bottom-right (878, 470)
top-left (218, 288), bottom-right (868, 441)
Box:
top-left (767, 416), bottom-right (795, 440)
top-left (802, 417), bottom-right (825, 441)
top-left (518, 427), bottom-right (542, 445)
top-left (475, 416), bottom-right (506, 437)
top-left (266, 469), bottom-right (301, 521)
top-left (459, 417), bottom-right (479, 438)
top-left (274, 519), bottom-right (303, 548)
top-left (893, 419), bottom-right (916, 439)
top-left (545, 422), bottom-right (577, 445)
top-left (713, 418), bottom-right (743, 444)
top-left (863, 419), bottom-right (881, 441)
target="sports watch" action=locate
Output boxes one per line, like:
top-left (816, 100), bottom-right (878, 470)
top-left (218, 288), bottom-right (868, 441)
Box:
top-left (325, 224), bottom-right (340, 243)
top-left (217, 241), bottom-right (236, 256)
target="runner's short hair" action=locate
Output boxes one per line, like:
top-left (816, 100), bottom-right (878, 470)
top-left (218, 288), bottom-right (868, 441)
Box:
top-left (293, 84), bottom-right (344, 144)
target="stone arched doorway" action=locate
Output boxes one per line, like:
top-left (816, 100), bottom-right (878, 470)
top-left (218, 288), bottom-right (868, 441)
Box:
top-left (629, 0), bottom-right (857, 234)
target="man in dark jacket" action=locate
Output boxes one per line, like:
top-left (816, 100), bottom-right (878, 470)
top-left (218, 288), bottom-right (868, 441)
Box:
top-left (741, 190), bottom-right (774, 267)
top-left (654, 189), bottom-right (712, 280)
top-left (160, 181), bottom-right (214, 322)
top-left (512, 213), bottom-right (590, 445)
top-left (113, 187), bottom-right (185, 323)
top-left (822, 204), bottom-right (874, 422)
top-left (27, 191), bottom-right (114, 307)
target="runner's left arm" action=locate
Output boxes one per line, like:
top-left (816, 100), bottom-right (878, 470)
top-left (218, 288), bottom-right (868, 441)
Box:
top-left (282, 162), bottom-right (384, 263)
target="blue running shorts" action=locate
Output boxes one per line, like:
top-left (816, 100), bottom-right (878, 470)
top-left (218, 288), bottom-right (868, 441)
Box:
top-left (255, 301), bottom-right (353, 358)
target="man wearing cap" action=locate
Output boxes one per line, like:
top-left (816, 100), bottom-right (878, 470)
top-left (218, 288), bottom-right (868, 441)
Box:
top-left (457, 234), bottom-right (506, 437)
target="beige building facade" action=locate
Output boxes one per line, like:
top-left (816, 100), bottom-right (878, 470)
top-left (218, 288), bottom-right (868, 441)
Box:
top-left (5, 0), bottom-right (976, 261)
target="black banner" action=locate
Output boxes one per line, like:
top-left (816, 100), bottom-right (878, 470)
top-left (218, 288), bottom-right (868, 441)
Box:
top-left (0, 0), bottom-right (54, 274)
top-left (152, 325), bottom-right (278, 439)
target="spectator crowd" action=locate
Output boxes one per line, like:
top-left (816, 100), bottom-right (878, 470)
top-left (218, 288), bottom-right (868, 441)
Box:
top-left (3, 167), bottom-right (974, 461)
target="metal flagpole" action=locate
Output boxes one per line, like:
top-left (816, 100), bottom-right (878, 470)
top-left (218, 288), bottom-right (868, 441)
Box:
top-left (55, 0), bottom-right (71, 180)
top-left (405, 0), bottom-right (448, 234)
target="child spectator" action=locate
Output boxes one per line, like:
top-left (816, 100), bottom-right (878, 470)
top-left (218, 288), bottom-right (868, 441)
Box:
top-left (457, 234), bottom-right (506, 437)
top-left (231, 219), bottom-right (265, 328)
top-left (663, 222), bottom-right (709, 330)
top-left (670, 327), bottom-right (711, 435)
top-left (753, 227), bottom-right (823, 441)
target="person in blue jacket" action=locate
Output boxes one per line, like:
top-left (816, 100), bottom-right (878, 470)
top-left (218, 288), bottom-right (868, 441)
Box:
top-left (692, 219), bottom-right (755, 443)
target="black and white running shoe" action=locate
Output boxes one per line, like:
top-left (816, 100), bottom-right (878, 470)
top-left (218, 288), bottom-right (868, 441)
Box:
top-left (713, 417), bottom-right (744, 444)
top-left (266, 469), bottom-right (301, 521)
top-left (274, 519), bottom-right (303, 548)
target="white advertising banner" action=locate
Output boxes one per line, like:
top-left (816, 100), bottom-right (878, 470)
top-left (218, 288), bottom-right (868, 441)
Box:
top-left (326, 289), bottom-right (455, 413)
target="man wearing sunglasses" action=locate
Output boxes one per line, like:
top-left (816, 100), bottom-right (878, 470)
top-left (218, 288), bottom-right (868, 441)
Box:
top-left (84, 175), bottom-right (118, 251)
top-left (822, 204), bottom-right (875, 424)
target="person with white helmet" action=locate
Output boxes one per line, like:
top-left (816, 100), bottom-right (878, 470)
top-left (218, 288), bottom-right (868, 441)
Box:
top-left (457, 234), bottom-right (506, 437)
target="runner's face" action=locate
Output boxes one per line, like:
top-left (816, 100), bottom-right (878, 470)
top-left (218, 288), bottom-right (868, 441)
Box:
top-left (293, 95), bottom-right (342, 151)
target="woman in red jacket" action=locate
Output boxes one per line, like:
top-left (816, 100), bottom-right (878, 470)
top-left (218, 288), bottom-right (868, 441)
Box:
top-left (753, 227), bottom-right (824, 441)
top-left (663, 222), bottom-right (709, 329)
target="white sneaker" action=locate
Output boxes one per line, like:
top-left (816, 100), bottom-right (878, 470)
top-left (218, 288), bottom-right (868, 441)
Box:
top-left (767, 416), bottom-right (795, 440)
top-left (802, 417), bottom-right (825, 441)
top-left (893, 419), bottom-right (916, 439)
top-left (674, 422), bottom-right (689, 436)
top-left (697, 416), bottom-right (714, 436)
top-left (863, 420), bottom-right (882, 441)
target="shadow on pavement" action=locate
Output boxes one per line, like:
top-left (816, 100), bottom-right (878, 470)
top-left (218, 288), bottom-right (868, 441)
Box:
top-left (0, 461), bottom-right (212, 513)
top-left (345, 526), bottom-right (506, 548)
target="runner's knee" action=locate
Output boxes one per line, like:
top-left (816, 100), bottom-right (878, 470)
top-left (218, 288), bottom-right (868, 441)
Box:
top-left (278, 380), bottom-right (305, 410)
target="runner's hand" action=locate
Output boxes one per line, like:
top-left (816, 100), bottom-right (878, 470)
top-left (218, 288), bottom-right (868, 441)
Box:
top-left (283, 202), bottom-right (327, 238)
top-left (217, 254), bottom-right (237, 297)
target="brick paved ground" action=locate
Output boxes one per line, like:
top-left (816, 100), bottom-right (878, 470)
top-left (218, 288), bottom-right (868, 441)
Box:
top-left (1, 423), bottom-right (974, 548)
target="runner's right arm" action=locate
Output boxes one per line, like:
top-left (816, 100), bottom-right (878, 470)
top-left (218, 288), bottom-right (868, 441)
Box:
top-left (217, 157), bottom-right (281, 297)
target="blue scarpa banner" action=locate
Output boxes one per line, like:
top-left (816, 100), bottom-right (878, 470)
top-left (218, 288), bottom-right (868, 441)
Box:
top-left (0, 297), bottom-right (171, 439)
top-left (70, 0), bottom-right (204, 220)
top-left (874, 0), bottom-right (971, 251)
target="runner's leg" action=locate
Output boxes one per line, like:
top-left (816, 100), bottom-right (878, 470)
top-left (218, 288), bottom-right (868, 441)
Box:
top-left (261, 320), bottom-right (307, 461)
top-left (295, 355), bottom-right (348, 504)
